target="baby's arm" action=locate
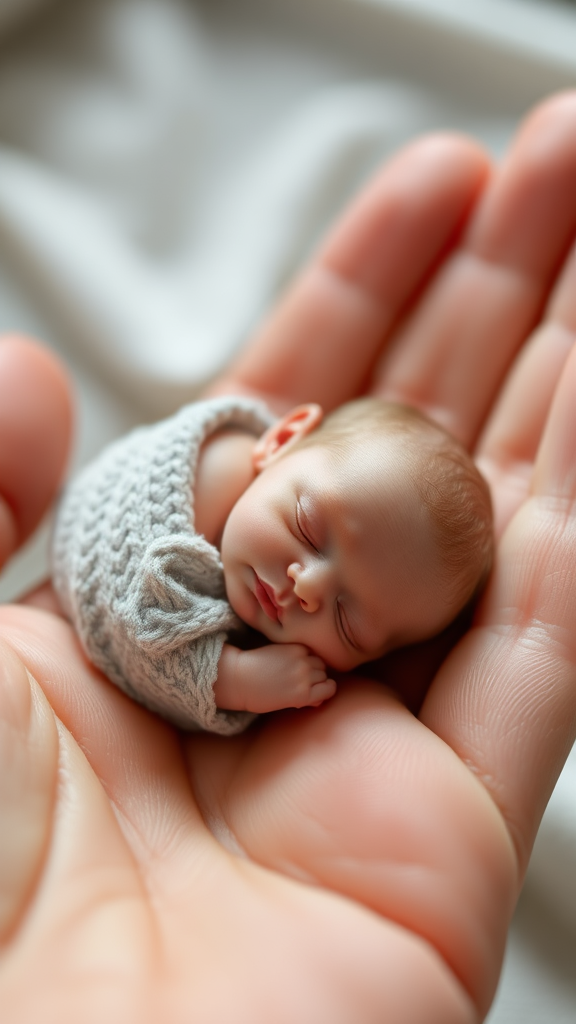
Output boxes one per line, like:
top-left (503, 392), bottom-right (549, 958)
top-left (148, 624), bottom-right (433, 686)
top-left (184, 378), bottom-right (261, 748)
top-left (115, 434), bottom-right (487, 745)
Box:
top-left (214, 643), bottom-right (336, 714)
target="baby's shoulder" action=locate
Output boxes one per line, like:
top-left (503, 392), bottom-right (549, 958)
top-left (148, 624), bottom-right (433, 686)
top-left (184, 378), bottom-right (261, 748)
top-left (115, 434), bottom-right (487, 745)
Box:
top-left (194, 429), bottom-right (256, 546)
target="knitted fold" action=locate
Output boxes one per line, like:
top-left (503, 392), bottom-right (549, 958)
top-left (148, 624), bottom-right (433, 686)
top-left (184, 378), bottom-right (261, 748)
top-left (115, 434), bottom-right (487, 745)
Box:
top-left (52, 395), bottom-right (274, 734)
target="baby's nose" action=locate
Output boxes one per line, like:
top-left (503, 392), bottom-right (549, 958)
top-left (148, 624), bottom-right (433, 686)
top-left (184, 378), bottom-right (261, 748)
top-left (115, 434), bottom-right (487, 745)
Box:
top-left (287, 563), bottom-right (321, 613)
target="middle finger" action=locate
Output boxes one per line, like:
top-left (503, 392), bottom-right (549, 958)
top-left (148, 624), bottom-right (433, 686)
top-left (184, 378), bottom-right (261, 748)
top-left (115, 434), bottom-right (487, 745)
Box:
top-left (372, 92), bottom-right (576, 448)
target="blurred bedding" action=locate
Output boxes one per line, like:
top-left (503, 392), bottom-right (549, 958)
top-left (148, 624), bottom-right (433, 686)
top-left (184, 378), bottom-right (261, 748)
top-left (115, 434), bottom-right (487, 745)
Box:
top-left (1, 0), bottom-right (575, 1019)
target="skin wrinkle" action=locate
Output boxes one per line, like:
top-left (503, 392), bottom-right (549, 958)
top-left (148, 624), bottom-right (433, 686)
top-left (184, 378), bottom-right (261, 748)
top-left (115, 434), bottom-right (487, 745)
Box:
top-left (98, 732), bottom-right (208, 874)
top-left (0, 671), bottom-right (57, 947)
top-left (464, 247), bottom-right (543, 298)
top-left (47, 722), bottom-right (164, 975)
top-left (320, 854), bottom-right (505, 977)
top-left (318, 261), bottom-right (394, 327)
top-left (376, 250), bottom-right (544, 448)
top-left (229, 266), bottom-right (392, 412)
top-left (535, 494), bottom-right (576, 519)
top-left (466, 108), bottom-right (576, 281)
top-left (474, 324), bottom-right (575, 546)
top-left (477, 320), bottom-right (575, 462)
top-left (311, 265), bottom-right (395, 401)
top-left (458, 747), bottom-right (529, 892)
top-left (108, 787), bottom-right (192, 879)
top-left (218, 697), bottom-right (511, 1013)
top-left (465, 243), bottom-right (554, 298)
top-left (224, 788), bottom-right (489, 1014)
top-left (193, 804), bottom-right (249, 860)
top-left (479, 456), bottom-right (532, 487)
top-left (269, 839), bottom-right (501, 1017)
top-left (440, 622), bottom-right (575, 874)
top-left (283, 839), bottom-right (503, 1012)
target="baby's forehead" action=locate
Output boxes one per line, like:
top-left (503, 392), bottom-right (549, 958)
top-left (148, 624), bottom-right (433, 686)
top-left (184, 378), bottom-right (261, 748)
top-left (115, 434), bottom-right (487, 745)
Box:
top-left (313, 430), bottom-right (421, 495)
top-left (305, 439), bottom-right (428, 533)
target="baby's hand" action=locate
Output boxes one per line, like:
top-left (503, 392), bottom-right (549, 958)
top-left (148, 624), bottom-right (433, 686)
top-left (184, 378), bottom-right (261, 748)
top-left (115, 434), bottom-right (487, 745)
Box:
top-left (249, 644), bottom-right (337, 712)
top-left (214, 643), bottom-right (337, 714)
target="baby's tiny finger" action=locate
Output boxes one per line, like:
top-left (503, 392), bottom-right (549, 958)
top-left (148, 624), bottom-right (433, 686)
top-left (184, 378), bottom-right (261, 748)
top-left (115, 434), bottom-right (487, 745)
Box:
top-left (310, 679), bottom-right (337, 707)
top-left (308, 654), bottom-right (327, 672)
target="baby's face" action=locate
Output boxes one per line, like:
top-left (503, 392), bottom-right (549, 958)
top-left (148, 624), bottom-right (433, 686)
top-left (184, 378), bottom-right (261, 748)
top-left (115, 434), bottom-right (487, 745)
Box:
top-left (221, 438), bottom-right (455, 671)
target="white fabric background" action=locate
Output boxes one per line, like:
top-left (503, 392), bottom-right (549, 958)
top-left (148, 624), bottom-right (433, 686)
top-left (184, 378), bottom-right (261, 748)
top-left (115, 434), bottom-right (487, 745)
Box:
top-left (0, 0), bottom-right (575, 1019)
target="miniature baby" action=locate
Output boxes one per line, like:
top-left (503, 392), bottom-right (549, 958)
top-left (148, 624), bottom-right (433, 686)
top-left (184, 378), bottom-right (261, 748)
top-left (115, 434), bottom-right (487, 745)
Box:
top-left (52, 394), bottom-right (493, 736)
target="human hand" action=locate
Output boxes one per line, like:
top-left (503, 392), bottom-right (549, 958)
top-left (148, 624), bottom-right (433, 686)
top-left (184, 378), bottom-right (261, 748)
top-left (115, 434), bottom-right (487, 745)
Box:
top-left (3, 93), bottom-right (576, 1024)
top-left (215, 642), bottom-right (336, 713)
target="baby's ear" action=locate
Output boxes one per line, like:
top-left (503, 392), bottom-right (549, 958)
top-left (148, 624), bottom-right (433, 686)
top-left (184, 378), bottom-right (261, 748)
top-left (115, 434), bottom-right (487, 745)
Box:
top-left (252, 404), bottom-right (323, 472)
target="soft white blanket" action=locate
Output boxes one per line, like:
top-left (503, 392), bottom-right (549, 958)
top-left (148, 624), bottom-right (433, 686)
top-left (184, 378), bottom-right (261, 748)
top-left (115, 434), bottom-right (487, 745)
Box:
top-left (1, 1), bottom-right (575, 1020)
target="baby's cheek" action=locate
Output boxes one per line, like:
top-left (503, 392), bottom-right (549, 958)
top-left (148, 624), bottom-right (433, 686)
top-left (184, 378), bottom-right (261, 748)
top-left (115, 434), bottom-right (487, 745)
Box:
top-left (222, 566), bottom-right (246, 622)
top-left (305, 631), bottom-right (358, 673)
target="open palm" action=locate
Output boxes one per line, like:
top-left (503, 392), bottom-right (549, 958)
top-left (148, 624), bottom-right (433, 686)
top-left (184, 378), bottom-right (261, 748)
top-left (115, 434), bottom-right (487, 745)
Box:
top-left (2, 94), bottom-right (576, 1024)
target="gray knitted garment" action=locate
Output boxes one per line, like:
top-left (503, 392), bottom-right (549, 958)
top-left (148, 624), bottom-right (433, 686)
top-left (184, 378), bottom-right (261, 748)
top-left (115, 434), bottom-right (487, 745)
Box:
top-left (52, 396), bottom-right (275, 735)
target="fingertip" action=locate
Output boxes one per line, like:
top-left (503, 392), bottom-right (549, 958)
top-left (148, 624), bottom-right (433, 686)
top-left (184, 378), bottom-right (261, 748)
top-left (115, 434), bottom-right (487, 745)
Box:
top-left (518, 90), bottom-right (576, 139)
top-left (310, 679), bottom-right (338, 707)
top-left (322, 130), bottom-right (491, 305)
top-left (398, 132), bottom-right (491, 180)
top-left (507, 91), bottom-right (576, 182)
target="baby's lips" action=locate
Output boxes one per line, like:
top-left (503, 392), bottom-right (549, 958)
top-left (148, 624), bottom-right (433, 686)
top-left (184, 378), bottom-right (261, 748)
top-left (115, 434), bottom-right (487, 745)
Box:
top-left (254, 573), bottom-right (280, 623)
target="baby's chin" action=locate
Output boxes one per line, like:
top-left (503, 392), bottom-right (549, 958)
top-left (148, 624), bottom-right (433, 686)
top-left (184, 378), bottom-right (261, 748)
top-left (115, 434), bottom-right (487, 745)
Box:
top-left (254, 617), bottom-right (282, 645)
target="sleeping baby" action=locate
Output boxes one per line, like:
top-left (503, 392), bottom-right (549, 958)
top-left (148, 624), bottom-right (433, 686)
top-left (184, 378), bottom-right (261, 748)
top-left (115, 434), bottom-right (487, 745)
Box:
top-left (52, 395), bottom-right (493, 735)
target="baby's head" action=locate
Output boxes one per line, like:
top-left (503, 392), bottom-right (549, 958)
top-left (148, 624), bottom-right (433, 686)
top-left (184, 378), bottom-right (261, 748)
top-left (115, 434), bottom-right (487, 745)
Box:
top-left (221, 398), bottom-right (493, 671)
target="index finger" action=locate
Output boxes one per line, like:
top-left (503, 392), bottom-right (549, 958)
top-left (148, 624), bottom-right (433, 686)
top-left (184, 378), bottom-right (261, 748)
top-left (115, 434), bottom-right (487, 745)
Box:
top-left (373, 92), bottom-right (576, 446)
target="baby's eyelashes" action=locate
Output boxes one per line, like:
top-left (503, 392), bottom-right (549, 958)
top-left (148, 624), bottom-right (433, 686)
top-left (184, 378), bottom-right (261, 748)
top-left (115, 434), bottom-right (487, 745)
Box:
top-left (295, 500), bottom-right (320, 552)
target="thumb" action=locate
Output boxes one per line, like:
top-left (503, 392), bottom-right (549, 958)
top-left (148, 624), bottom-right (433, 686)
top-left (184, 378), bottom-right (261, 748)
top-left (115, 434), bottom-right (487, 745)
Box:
top-left (0, 336), bottom-right (73, 569)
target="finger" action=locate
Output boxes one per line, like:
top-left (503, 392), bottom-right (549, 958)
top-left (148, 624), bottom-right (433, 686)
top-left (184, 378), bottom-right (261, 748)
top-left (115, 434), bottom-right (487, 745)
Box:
top-left (476, 323), bottom-right (574, 540)
top-left (421, 342), bottom-right (576, 877)
top-left (476, 212), bottom-right (576, 537)
top-left (0, 336), bottom-right (73, 569)
top-left (545, 220), bottom-right (576, 332)
top-left (310, 679), bottom-right (337, 706)
top-left (308, 655), bottom-right (327, 671)
top-left (531, 334), bottom-right (576, 498)
top-left (372, 92), bottom-right (576, 446)
top-left (0, 639), bottom-right (58, 943)
top-left (208, 135), bottom-right (489, 412)
top-left (18, 581), bottom-right (64, 616)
